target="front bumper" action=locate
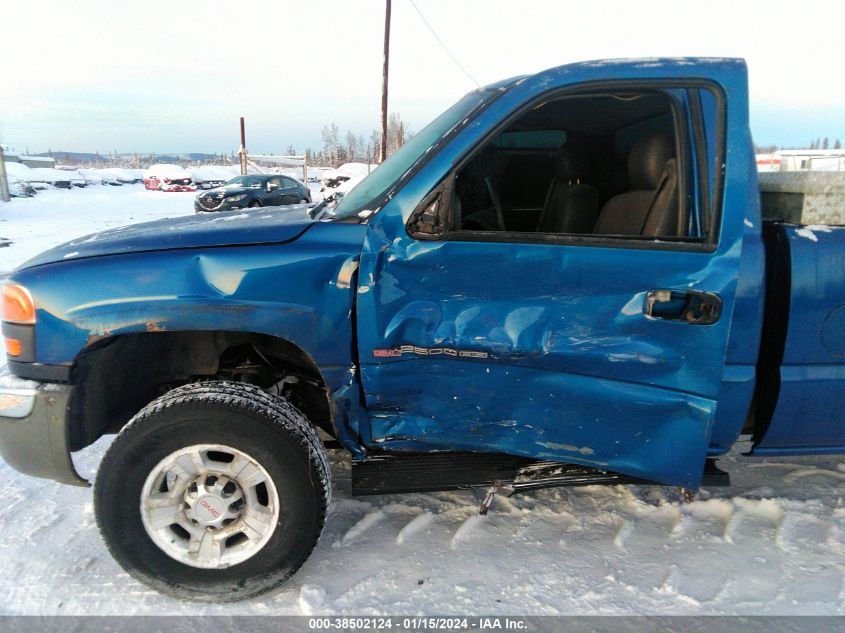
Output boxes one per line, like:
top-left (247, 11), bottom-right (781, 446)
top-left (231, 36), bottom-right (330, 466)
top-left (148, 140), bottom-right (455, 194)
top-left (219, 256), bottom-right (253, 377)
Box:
top-left (0, 370), bottom-right (88, 487)
top-left (194, 198), bottom-right (242, 213)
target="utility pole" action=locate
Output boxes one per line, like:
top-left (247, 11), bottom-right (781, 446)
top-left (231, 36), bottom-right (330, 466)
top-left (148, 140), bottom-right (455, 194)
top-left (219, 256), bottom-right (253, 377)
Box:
top-left (380, 0), bottom-right (391, 163)
top-left (0, 146), bottom-right (10, 202)
top-left (239, 117), bottom-right (248, 176)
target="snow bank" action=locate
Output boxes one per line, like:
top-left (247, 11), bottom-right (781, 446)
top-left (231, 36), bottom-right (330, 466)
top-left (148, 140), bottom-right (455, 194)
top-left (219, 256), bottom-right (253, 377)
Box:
top-left (190, 165), bottom-right (236, 183)
top-left (76, 169), bottom-right (114, 185)
top-left (102, 168), bottom-right (141, 183)
top-left (30, 168), bottom-right (72, 184)
top-left (4, 161), bottom-right (40, 183)
top-left (0, 185), bottom-right (196, 274)
top-left (336, 162), bottom-right (375, 177)
top-left (143, 163), bottom-right (191, 180)
top-left (319, 163), bottom-right (373, 200)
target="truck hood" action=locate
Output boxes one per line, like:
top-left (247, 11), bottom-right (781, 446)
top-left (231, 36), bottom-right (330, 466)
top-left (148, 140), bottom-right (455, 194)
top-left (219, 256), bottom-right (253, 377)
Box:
top-left (18, 205), bottom-right (316, 270)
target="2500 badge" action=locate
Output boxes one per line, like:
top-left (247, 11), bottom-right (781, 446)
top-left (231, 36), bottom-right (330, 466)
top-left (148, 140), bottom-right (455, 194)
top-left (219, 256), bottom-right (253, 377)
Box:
top-left (372, 345), bottom-right (489, 359)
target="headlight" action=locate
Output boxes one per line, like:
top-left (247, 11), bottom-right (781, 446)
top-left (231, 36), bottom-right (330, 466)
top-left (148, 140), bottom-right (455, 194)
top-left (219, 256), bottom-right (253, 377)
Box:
top-left (2, 284), bottom-right (35, 325)
top-left (226, 194), bottom-right (246, 203)
top-left (2, 283), bottom-right (35, 358)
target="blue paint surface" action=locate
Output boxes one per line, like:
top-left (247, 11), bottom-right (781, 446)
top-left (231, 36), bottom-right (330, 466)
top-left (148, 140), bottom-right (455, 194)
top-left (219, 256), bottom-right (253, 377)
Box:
top-left (754, 225), bottom-right (845, 450)
top-left (21, 204), bottom-right (316, 268)
top-left (356, 58), bottom-right (759, 488)
top-left (18, 57), bottom-right (838, 489)
top-left (13, 221), bottom-right (369, 453)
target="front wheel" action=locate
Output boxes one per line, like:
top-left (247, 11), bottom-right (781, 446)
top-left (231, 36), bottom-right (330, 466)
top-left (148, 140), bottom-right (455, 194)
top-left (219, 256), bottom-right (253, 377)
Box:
top-left (94, 381), bottom-right (330, 602)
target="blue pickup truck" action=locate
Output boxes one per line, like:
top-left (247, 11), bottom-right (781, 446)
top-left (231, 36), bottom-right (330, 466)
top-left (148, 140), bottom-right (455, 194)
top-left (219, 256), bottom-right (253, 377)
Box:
top-left (1, 58), bottom-right (843, 601)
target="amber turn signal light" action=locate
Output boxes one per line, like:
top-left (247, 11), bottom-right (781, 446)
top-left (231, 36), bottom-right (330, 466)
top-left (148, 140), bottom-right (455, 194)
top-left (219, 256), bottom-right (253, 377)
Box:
top-left (2, 284), bottom-right (36, 325)
top-left (4, 337), bottom-right (22, 357)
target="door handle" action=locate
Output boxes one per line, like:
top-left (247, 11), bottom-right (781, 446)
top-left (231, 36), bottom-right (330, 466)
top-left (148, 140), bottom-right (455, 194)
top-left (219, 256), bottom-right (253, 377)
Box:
top-left (644, 289), bottom-right (722, 325)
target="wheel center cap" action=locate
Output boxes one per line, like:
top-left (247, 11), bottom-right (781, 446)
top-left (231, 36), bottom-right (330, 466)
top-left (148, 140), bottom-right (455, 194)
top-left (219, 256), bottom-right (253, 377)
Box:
top-left (195, 495), bottom-right (225, 524)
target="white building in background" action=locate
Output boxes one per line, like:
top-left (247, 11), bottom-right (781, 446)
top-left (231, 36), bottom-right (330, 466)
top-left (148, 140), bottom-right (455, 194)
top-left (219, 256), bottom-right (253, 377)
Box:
top-left (757, 149), bottom-right (845, 172)
top-left (19, 155), bottom-right (55, 169)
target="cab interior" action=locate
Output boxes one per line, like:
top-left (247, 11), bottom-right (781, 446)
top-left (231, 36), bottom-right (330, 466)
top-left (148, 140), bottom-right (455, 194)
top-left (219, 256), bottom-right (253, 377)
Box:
top-left (453, 90), bottom-right (692, 240)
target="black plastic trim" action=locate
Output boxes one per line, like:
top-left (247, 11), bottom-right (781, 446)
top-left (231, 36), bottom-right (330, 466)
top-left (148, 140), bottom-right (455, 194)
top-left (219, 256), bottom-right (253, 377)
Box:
top-left (751, 222), bottom-right (792, 450)
top-left (351, 451), bottom-right (730, 495)
top-left (446, 229), bottom-right (717, 253)
top-left (1, 322), bottom-right (35, 363)
top-left (7, 360), bottom-right (71, 383)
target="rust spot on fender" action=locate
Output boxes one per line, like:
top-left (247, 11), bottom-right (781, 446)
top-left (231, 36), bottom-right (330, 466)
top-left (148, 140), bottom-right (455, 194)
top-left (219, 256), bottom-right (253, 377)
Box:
top-left (86, 331), bottom-right (111, 346)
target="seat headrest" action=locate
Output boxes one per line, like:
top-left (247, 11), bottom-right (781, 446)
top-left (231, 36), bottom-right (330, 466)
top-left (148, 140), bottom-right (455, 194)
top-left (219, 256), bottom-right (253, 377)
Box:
top-left (554, 144), bottom-right (590, 183)
top-left (628, 135), bottom-right (675, 190)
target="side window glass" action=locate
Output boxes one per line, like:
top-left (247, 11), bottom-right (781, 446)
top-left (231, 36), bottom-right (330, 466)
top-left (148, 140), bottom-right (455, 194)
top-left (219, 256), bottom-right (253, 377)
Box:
top-left (446, 87), bottom-right (714, 248)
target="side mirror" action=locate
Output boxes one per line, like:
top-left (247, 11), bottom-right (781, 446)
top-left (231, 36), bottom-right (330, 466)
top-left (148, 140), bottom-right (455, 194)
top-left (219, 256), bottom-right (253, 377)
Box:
top-left (407, 192), bottom-right (446, 240)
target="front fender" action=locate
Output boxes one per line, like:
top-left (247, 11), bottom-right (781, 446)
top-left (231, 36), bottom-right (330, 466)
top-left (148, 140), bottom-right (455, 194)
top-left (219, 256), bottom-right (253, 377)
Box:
top-left (13, 222), bottom-right (367, 388)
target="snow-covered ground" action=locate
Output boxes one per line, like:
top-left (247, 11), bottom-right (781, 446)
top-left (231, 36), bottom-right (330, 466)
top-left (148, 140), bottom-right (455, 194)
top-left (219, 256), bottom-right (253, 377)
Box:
top-left (0, 187), bottom-right (844, 616)
top-left (0, 183), bottom-right (322, 276)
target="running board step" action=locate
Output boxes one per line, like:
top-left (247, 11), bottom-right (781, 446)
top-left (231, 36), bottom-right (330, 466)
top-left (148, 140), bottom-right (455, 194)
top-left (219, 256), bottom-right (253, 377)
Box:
top-left (351, 452), bottom-right (730, 496)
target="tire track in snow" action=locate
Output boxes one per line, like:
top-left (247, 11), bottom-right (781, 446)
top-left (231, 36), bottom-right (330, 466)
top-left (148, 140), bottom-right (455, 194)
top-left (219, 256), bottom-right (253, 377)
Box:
top-left (397, 511), bottom-right (435, 545)
top-left (450, 514), bottom-right (488, 549)
top-left (719, 498), bottom-right (786, 603)
top-left (674, 498), bottom-right (735, 541)
top-left (336, 510), bottom-right (386, 546)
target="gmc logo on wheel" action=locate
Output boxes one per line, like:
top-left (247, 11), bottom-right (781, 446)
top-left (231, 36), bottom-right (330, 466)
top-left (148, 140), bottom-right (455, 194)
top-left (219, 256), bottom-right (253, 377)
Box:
top-left (200, 500), bottom-right (220, 519)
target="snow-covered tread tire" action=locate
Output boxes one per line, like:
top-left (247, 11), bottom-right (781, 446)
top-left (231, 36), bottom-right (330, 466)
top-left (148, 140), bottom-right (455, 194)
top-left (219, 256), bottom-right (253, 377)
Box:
top-left (94, 380), bottom-right (330, 602)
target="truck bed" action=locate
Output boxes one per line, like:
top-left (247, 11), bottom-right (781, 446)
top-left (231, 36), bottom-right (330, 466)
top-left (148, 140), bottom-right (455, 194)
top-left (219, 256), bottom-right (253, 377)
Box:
top-left (754, 173), bottom-right (845, 453)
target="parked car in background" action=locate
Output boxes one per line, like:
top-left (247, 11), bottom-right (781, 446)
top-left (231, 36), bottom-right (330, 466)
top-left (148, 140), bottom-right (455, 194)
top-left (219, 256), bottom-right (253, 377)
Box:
top-left (194, 174), bottom-right (311, 212)
top-left (77, 169), bottom-right (120, 186)
top-left (7, 178), bottom-right (36, 197)
top-left (62, 170), bottom-right (87, 188)
top-left (319, 163), bottom-right (371, 202)
top-left (4, 161), bottom-right (43, 190)
top-left (104, 168), bottom-right (143, 184)
top-left (143, 164), bottom-right (196, 192)
top-left (31, 168), bottom-right (72, 189)
top-left (319, 170), bottom-right (353, 195)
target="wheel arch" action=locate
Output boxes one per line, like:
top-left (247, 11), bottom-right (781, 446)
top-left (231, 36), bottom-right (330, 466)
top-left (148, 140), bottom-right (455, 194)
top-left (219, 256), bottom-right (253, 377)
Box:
top-left (68, 330), bottom-right (335, 452)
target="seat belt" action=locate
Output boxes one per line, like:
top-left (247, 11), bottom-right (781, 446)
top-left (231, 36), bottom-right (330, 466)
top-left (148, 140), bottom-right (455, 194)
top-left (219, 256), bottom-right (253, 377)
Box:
top-left (535, 179), bottom-right (557, 232)
top-left (484, 177), bottom-right (506, 231)
top-left (638, 163), bottom-right (672, 236)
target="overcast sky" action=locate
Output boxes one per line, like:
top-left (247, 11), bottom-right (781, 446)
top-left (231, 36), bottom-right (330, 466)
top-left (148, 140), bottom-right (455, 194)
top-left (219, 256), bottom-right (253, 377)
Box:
top-left (3, 0), bottom-right (843, 155)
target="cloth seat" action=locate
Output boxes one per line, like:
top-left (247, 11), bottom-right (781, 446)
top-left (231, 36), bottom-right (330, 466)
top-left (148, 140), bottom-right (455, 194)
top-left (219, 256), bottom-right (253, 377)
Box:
top-left (536, 145), bottom-right (599, 234)
top-left (593, 135), bottom-right (679, 237)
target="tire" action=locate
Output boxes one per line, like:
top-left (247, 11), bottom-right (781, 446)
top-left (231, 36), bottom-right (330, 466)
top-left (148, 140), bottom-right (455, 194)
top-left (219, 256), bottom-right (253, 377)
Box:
top-left (94, 381), bottom-right (330, 602)
top-left (248, 200), bottom-right (262, 208)
top-left (300, 198), bottom-right (309, 204)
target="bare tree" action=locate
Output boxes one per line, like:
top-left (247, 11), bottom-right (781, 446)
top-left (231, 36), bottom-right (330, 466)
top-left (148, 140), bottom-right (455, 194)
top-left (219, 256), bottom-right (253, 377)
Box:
top-left (386, 112), bottom-right (411, 157)
top-left (321, 123), bottom-right (340, 167)
top-left (345, 131), bottom-right (358, 161)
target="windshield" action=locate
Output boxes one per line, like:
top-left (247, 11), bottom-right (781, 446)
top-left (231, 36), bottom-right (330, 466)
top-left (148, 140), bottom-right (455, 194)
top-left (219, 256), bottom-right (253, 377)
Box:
top-left (332, 89), bottom-right (498, 219)
top-left (223, 176), bottom-right (263, 188)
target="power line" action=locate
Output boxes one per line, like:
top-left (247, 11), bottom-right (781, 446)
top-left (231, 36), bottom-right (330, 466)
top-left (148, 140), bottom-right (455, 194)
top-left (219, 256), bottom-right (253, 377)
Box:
top-left (407, 0), bottom-right (481, 89)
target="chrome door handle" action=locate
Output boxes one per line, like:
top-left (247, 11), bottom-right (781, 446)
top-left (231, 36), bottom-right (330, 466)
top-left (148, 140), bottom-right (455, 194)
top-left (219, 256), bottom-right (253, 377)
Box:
top-left (644, 289), bottom-right (722, 325)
